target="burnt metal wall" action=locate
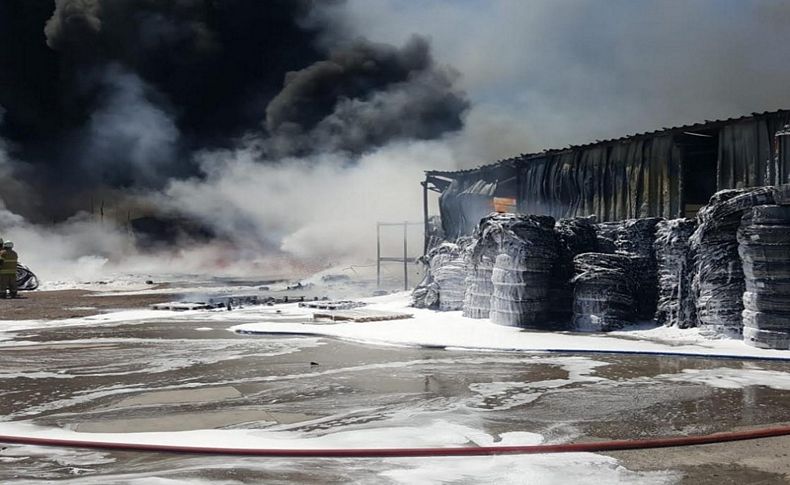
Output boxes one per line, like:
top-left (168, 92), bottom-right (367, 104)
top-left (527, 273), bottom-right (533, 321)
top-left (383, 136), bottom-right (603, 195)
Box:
top-left (718, 112), bottom-right (790, 189)
top-left (436, 111), bottom-right (790, 240)
top-left (517, 135), bottom-right (681, 222)
top-left (439, 178), bottom-right (498, 239)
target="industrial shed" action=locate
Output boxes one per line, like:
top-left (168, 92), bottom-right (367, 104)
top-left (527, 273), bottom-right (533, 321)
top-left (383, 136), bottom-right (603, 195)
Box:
top-left (423, 110), bottom-right (790, 242)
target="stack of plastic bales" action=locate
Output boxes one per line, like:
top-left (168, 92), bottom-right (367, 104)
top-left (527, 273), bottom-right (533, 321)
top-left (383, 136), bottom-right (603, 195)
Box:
top-left (690, 186), bottom-right (776, 337)
top-left (486, 213), bottom-right (558, 328)
top-left (463, 214), bottom-right (507, 319)
top-left (428, 242), bottom-right (467, 311)
top-left (738, 201), bottom-right (790, 349)
top-left (594, 221), bottom-right (620, 254)
top-left (614, 218), bottom-right (662, 320)
top-left (549, 216), bottom-right (598, 326)
top-left (571, 253), bottom-right (637, 331)
top-left (654, 218), bottom-right (697, 327)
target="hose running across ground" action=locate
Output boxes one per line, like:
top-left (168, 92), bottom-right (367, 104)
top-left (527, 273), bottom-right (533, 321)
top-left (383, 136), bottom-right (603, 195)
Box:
top-left (1, 424), bottom-right (790, 457)
top-left (3, 349), bottom-right (789, 457)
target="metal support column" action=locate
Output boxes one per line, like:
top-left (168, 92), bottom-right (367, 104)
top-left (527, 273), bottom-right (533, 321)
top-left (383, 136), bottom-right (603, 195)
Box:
top-left (376, 221), bottom-right (422, 290)
top-left (403, 221), bottom-right (408, 291)
top-left (422, 179), bottom-right (429, 254)
top-left (376, 222), bottom-right (381, 288)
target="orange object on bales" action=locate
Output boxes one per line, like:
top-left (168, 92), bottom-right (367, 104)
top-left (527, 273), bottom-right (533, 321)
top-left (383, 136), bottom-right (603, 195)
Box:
top-left (493, 197), bottom-right (517, 213)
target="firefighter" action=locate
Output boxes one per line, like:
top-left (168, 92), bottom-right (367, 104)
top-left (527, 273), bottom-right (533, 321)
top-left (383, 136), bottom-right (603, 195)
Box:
top-left (0, 241), bottom-right (18, 298)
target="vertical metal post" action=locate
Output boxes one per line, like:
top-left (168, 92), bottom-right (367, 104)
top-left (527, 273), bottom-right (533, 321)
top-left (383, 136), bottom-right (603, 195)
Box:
top-left (376, 222), bottom-right (381, 288)
top-left (422, 179), bottom-right (429, 254)
top-left (775, 125), bottom-right (790, 184)
top-left (403, 222), bottom-right (409, 291)
top-left (677, 153), bottom-right (686, 219)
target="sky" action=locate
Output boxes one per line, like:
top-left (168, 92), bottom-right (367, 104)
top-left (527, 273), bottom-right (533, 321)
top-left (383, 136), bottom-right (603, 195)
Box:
top-left (321, 0), bottom-right (790, 157)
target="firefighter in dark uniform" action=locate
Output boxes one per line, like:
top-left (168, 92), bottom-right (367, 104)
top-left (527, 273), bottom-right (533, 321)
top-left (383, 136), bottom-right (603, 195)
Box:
top-left (0, 241), bottom-right (19, 298)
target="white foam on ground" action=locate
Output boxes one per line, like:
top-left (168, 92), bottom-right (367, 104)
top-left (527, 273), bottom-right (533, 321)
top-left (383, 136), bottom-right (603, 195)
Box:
top-left (657, 367), bottom-right (790, 390)
top-left (0, 308), bottom-right (208, 334)
top-left (7, 290), bottom-right (783, 359)
top-left (0, 444), bottom-right (115, 467)
top-left (0, 337), bottom-right (326, 420)
top-left (0, 421), bottom-right (679, 485)
top-left (228, 292), bottom-right (790, 359)
top-left (379, 453), bottom-right (678, 485)
top-left (467, 356), bottom-right (608, 410)
top-left (0, 419), bottom-right (538, 450)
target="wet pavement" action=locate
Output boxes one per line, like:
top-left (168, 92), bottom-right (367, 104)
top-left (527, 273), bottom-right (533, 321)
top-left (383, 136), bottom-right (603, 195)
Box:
top-left (1, 317), bottom-right (790, 483)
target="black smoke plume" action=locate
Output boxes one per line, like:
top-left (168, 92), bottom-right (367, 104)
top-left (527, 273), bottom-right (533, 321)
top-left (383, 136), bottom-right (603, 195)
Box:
top-left (0, 0), bottom-right (468, 221)
top-left (264, 35), bottom-right (468, 156)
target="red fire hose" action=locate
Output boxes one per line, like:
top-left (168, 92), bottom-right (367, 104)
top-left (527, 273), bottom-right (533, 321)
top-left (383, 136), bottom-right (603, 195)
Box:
top-left (2, 424), bottom-right (790, 457)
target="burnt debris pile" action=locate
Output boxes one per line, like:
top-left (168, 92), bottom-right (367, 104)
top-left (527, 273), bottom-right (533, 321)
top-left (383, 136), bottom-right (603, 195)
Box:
top-left (690, 187), bottom-right (776, 337)
top-left (571, 253), bottom-right (637, 331)
top-left (738, 200), bottom-right (790, 349)
top-left (411, 254), bottom-right (440, 309)
top-left (654, 218), bottom-right (697, 328)
top-left (486, 214), bottom-right (558, 328)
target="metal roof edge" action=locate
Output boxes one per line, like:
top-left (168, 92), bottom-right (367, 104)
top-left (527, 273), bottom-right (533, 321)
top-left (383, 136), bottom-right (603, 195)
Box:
top-left (425, 108), bottom-right (790, 178)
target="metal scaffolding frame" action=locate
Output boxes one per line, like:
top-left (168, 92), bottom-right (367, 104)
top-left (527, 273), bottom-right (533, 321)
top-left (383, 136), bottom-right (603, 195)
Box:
top-left (376, 221), bottom-right (422, 290)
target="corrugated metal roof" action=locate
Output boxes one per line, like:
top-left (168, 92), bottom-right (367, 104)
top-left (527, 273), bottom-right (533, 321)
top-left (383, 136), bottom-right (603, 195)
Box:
top-left (426, 108), bottom-right (790, 178)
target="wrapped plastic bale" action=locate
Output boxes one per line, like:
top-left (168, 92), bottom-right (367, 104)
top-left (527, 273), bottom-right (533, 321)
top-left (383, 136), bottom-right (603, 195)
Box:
top-left (571, 253), bottom-right (637, 331)
top-left (594, 221), bottom-right (621, 254)
top-left (16, 264), bottom-right (40, 291)
top-left (614, 217), bottom-right (662, 320)
top-left (654, 218), bottom-right (697, 328)
top-left (429, 242), bottom-right (467, 311)
top-left (411, 254), bottom-right (439, 309)
top-left (738, 202), bottom-right (790, 349)
top-left (691, 186), bottom-right (777, 337)
top-left (463, 214), bottom-right (507, 319)
top-left (549, 216), bottom-right (598, 326)
top-left (486, 213), bottom-right (558, 328)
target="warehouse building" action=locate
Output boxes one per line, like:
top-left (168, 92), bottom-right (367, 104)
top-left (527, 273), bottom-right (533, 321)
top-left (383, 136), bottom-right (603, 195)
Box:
top-left (423, 109), bottom-right (790, 242)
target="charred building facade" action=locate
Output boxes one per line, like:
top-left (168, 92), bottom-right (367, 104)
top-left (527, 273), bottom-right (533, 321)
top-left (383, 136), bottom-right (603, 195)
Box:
top-left (423, 110), bottom-right (790, 243)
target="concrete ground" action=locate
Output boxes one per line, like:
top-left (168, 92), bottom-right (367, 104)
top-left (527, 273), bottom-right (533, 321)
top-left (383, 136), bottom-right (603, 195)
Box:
top-left (608, 435), bottom-right (790, 484)
top-left (1, 292), bottom-right (790, 483)
top-left (0, 289), bottom-right (176, 320)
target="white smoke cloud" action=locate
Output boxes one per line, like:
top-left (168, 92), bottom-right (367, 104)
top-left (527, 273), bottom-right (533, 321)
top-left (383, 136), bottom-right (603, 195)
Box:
top-left (80, 64), bottom-right (180, 186)
top-left (164, 138), bottom-right (457, 266)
